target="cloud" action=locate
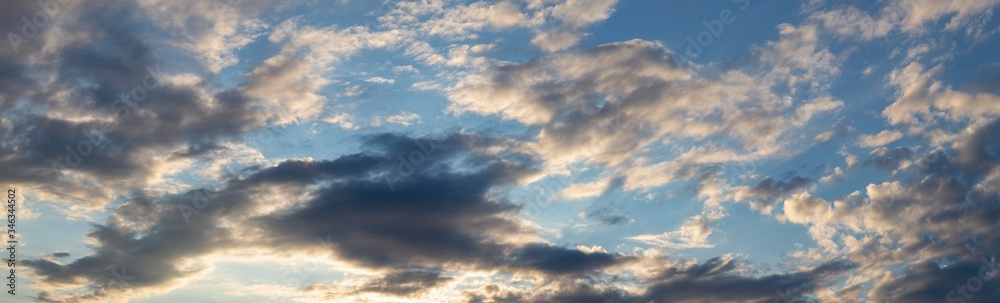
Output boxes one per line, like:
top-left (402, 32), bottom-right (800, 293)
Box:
top-left (583, 203), bottom-right (632, 225)
top-left (0, 20), bottom-right (266, 209)
top-left (809, 6), bottom-right (895, 40)
top-left (638, 257), bottom-right (854, 303)
top-left (861, 146), bottom-right (913, 171)
top-left (240, 20), bottom-right (404, 125)
top-left (486, 1), bottom-right (528, 28)
top-left (531, 0), bottom-right (618, 51)
top-left (782, 192), bottom-right (831, 225)
top-left (365, 76), bottom-right (395, 84)
top-left (884, 62), bottom-right (1000, 144)
top-left (628, 212), bottom-right (722, 249)
top-left (450, 31), bottom-right (842, 197)
top-left (305, 268), bottom-right (454, 298)
top-left (22, 129), bottom-right (867, 302)
top-left (868, 258), bottom-right (1000, 303)
top-left (556, 177), bottom-right (612, 200)
top-left (463, 255), bottom-right (856, 303)
top-left (810, 0), bottom-right (1000, 40)
top-left (23, 133), bottom-right (638, 302)
top-left (734, 175), bottom-right (812, 212)
top-left (383, 112), bottom-right (422, 127)
top-left (322, 112), bottom-right (360, 130)
top-left (771, 118), bottom-right (1000, 300)
top-left (137, 0), bottom-right (279, 72)
top-left (859, 130), bottom-right (904, 148)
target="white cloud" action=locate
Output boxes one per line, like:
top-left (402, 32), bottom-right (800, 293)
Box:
top-left (884, 62), bottom-right (1000, 144)
top-left (322, 112), bottom-right (360, 130)
top-left (365, 76), bottom-right (395, 84)
top-left (487, 1), bottom-right (528, 28)
top-left (138, 0), bottom-right (276, 72)
top-left (556, 177), bottom-right (611, 200)
top-left (241, 20), bottom-right (404, 125)
top-left (858, 130), bottom-right (904, 148)
top-left (392, 65), bottom-right (420, 74)
top-left (531, 0), bottom-right (618, 51)
top-left (810, 0), bottom-right (1000, 40)
top-left (451, 38), bottom-right (841, 191)
top-left (810, 6), bottom-right (894, 40)
top-left (781, 192), bottom-right (831, 225)
top-left (628, 212), bottom-right (722, 249)
top-left (383, 112), bottom-right (422, 127)
top-left (814, 130), bottom-right (836, 143)
top-left (412, 81), bottom-right (443, 91)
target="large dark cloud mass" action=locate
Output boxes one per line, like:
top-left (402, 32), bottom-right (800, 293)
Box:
top-left (0, 0), bottom-right (269, 208)
top-left (23, 133), bottom-right (854, 302)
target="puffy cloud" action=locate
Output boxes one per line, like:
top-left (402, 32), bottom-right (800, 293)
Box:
top-left (734, 175), bottom-right (812, 212)
top-left (810, 6), bottom-right (895, 40)
top-left (464, 255), bottom-right (856, 303)
top-left (137, 0), bottom-right (278, 72)
top-left (450, 39), bottom-right (839, 180)
top-left (240, 20), bottom-right (405, 125)
top-left (810, 0), bottom-right (1000, 39)
top-left (0, 15), bottom-right (267, 208)
top-left (486, 1), bottom-right (528, 28)
top-left (782, 192), bottom-right (831, 225)
top-left (774, 118), bottom-right (1000, 301)
top-left (884, 62), bottom-right (1000, 140)
top-left (532, 0), bottom-right (618, 51)
top-left (24, 134), bottom-right (638, 301)
top-left (638, 257), bottom-right (854, 303)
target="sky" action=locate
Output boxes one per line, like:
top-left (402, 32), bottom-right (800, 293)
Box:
top-left (1, 0), bottom-right (1000, 302)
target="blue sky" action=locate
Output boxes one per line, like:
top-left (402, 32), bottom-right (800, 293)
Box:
top-left (2, 0), bottom-right (1000, 302)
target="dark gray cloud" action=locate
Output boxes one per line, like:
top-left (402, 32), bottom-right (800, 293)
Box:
top-left (737, 175), bottom-right (811, 209)
top-left (585, 204), bottom-right (632, 225)
top-left (838, 118), bottom-right (1000, 301)
top-left (0, 0), bottom-right (270, 208)
top-left (639, 257), bottom-right (855, 303)
top-left (862, 146), bottom-right (913, 171)
top-left (24, 133), bottom-right (635, 301)
top-left (464, 257), bottom-right (856, 303)
top-left (869, 258), bottom-right (1000, 303)
top-left (505, 243), bottom-right (634, 275)
top-left (25, 132), bottom-right (855, 302)
top-left (303, 268), bottom-right (454, 298)
top-left (357, 269), bottom-right (453, 296)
